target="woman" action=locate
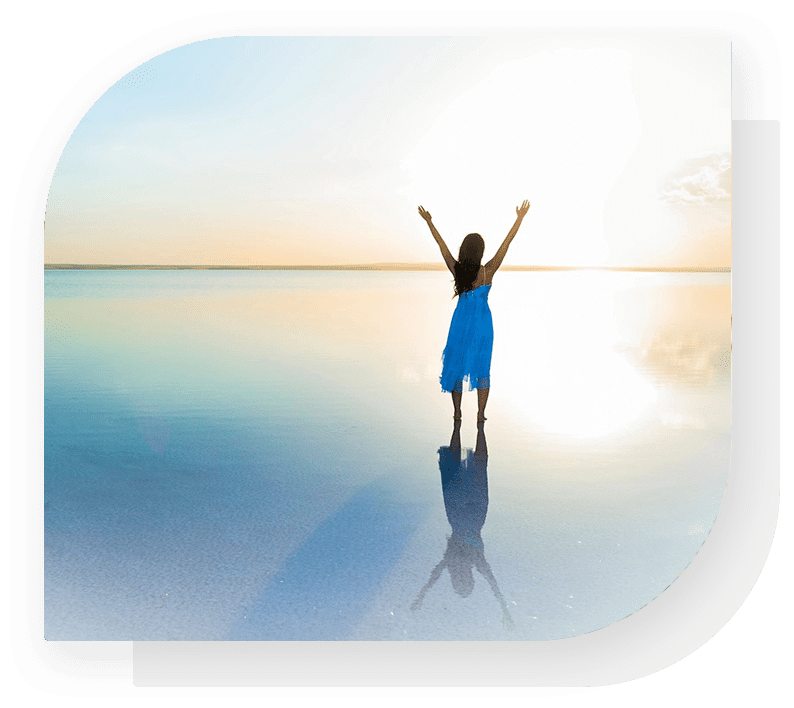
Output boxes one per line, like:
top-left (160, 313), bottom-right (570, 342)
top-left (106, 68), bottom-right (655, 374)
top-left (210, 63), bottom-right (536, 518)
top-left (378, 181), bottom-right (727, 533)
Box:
top-left (418, 200), bottom-right (530, 421)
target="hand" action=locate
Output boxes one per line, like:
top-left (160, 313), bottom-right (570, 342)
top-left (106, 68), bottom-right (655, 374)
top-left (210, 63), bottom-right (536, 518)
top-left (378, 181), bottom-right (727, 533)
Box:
top-left (418, 205), bottom-right (432, 223)
top-left (516, 200), bottom-right (530, 219)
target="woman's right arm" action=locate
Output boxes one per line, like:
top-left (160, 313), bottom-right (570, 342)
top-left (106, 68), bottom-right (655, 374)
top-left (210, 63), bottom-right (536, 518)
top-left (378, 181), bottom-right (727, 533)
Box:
top-left (484, 200), bottom-right (530, 276)
top-left (419, 206), bottom-right (456, 274)
top-left (411, 559), bottom-right (446, 611)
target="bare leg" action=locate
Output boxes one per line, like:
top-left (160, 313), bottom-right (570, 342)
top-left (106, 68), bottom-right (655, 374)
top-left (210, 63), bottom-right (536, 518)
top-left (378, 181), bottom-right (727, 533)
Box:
top-left (474, 419), bottom-right (487, 457)
top-left (451, 390), bottom-right (462, 420)
top-left (477, 387), bottom-right (490, 422)
top-left (450, 418), bottom-right (462, 452)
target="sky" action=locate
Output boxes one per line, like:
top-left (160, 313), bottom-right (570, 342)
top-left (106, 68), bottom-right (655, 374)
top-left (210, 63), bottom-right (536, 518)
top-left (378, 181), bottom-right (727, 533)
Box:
top-left (44, 35), bottom-right (731, 267)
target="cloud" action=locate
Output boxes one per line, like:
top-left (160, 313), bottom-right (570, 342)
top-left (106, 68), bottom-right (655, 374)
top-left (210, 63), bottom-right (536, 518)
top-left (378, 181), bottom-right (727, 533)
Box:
top-left (661, 153), bottom-right (731, 204)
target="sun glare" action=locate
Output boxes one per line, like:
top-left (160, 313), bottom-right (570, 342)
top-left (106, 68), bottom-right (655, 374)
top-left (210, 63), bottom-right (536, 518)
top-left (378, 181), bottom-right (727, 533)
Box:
top-left (492, 272), bottom-right (658, 441)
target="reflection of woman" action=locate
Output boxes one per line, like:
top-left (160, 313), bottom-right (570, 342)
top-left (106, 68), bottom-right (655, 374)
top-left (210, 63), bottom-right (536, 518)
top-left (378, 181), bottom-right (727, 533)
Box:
top-left (411, 420), bottom-right (514, 629)
top-left (419, 201), bottom-right (530, 422)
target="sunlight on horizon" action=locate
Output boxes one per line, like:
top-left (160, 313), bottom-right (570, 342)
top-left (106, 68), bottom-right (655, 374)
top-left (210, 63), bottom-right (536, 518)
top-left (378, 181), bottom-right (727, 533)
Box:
top-left (44, 36), bottom-right (730, 269)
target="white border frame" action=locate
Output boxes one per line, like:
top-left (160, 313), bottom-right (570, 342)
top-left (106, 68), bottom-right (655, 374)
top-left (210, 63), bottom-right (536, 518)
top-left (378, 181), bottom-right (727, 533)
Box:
top-left (129, 120), bottom-right (780, 687)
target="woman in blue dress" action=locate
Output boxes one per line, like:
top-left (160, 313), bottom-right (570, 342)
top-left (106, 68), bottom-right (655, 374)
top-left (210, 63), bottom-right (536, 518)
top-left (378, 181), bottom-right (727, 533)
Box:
top-left (418, 200), bottom-right (530, 422)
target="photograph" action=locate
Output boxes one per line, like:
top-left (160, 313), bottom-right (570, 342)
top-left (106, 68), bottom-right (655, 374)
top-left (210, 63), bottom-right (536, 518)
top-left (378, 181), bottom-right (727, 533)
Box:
top-left (43, 34), bottom-right (732, 641)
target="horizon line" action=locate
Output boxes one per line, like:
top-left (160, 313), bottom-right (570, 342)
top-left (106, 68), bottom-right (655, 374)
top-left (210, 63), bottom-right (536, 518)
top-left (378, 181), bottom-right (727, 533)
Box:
top-left (44, 263), bottom-right (732, 272)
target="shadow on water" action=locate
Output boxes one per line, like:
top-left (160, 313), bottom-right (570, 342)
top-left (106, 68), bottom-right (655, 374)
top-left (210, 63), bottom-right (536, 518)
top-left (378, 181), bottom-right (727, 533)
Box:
top-left (228, 472), bottom-right (432, 640)
top-left (411, 421), bottom-right (514, 630)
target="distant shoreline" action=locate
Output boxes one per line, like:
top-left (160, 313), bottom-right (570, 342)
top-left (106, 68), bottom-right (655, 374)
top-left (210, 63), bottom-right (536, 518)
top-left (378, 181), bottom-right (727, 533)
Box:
top-left (44, 263), bottom-right (731, 273)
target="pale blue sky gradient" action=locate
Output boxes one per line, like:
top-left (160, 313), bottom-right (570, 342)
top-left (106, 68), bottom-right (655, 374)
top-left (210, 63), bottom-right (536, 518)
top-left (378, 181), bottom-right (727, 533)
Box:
top-left (45, 36), bottom-right (730, 267)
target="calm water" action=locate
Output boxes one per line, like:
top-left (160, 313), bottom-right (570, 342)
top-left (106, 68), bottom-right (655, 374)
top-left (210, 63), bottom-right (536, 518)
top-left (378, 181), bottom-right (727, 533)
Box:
top-left (44, 269), bottom-right (731, 640)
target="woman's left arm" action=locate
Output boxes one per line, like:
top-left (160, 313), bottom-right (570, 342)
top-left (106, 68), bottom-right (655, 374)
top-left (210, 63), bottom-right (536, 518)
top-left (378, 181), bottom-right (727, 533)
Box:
top-left (419, 206), bottom-right (456, 274)
top-left (477, 556), bottom-right (515, 630)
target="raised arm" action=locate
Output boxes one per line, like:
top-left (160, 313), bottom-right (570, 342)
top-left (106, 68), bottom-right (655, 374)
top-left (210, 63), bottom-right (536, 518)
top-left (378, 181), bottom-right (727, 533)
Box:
top-left (475, 555), bottom-right (515, 630)
top-left (411, 558), bottom-right (447, 611)
top-left (484, 200), bottom-right (530, 276)
top-left (418, 206), bottom-right (456, 274)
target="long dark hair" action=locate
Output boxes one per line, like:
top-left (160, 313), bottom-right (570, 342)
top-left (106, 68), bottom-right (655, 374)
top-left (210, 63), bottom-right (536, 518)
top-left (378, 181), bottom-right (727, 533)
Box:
top-left (453, 233), bottom-right (485, 297)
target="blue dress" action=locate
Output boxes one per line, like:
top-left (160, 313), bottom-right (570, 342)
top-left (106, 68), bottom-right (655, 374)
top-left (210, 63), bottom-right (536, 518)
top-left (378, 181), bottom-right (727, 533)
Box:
top-left (440, 284), bottom-right (493, 393)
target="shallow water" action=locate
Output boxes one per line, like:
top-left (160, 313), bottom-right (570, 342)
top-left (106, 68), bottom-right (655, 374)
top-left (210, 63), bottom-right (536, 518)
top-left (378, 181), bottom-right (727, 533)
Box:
top-left (44, 269), bottom-right (731, 640)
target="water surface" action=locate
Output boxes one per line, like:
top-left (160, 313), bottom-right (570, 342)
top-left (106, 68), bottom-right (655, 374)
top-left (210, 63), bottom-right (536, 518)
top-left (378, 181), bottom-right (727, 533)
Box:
top-left (44, 269), bottom-right (731, 640)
